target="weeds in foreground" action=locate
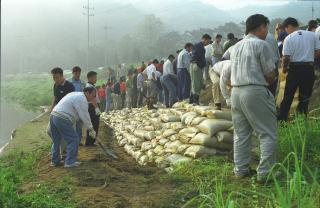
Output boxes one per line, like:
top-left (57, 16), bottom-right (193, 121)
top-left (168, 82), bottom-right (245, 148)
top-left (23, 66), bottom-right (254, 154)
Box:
top-left (0, 149), bottom-right (75, 208)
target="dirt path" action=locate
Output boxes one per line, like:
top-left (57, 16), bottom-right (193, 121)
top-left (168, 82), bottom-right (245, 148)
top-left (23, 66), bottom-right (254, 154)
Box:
top-left (36, 123), bottom-right (180, 208)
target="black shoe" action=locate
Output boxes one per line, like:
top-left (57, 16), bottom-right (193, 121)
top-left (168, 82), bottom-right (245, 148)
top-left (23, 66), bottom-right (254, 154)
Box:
top-left (193, 95), bottom-right (199, 105)
top-left (235, 168), bottom-right (257, 179)
top-left (189, 94), bottom-right (194, 104)
top-left (214, 103), bottom-right (222, 110)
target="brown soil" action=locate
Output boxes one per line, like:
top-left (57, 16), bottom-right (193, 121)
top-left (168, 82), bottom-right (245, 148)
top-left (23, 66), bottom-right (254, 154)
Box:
top-left (35, 123), bottom-right (180, 208)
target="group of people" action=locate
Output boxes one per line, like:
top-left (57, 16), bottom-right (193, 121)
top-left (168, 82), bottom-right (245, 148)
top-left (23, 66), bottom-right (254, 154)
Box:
top-left (47, 14), bottom-right (320, 183)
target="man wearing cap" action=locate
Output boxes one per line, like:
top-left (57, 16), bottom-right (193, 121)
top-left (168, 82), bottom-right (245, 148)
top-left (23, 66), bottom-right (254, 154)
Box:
top-left (278, 17), bottom-right (320, 121)
top-left (230, 14), bottom-right (277, 183)
top-left (49, 86), bottom-right (96, 167)
top-left (190, 34), bottom-right (212, 104)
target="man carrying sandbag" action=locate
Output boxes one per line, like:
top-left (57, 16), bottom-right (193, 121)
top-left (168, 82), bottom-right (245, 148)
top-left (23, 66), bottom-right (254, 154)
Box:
top-left (209, 60), bottom-right (231, 109)
top-left (230, 14), bottom-right (277, 183)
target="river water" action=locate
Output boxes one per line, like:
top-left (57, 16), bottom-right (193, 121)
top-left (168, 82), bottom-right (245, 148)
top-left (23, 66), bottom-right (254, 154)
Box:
top-left (0, 102), bottom-right (39, 151)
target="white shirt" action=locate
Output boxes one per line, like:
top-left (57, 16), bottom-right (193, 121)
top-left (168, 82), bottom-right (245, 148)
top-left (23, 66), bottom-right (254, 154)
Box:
top-left (52, 92), bottom-right (93, 129)
top-left (222, 46), bottom-right (233, 60)
top-left (211, 60), bottom-right (231, 105)
top-left (177, 49), bottom-right (191, 69)
top-left (315, 26), bottom-right (320, 41)
top-left (265, 32), bottom-right (280, 64)
top-left (283, 30), bottom-right (320, 62)
top-left (163, 59), bottom-right (174, 75)
top-left (205, 45), bottom-right (213, 62)
top-left (230, 34), bottom-right (275, 87)
top-left (144, 64), bottom-right (157, 80)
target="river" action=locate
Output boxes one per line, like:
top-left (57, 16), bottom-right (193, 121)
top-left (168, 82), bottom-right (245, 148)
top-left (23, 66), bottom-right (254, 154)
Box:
top-left (0, 102), bottom-right (39, 151)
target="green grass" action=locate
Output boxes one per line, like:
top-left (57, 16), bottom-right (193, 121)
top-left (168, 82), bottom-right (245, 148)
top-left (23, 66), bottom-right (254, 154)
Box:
top-left (167, 117), bottom-right (320, 208)
top-left (0, 147), bottom-right (75, 208)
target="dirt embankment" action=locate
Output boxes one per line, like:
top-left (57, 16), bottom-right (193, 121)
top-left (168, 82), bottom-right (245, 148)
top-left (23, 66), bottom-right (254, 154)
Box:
top-left (7, 113), bottom-right (181, 208)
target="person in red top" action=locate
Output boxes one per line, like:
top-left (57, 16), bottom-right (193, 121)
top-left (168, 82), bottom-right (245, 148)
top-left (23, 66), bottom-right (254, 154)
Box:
top-left (97, 84), bottom-right (106, 111)
top-left (156, 60), bottom-right (164, 73)
top-left (119, 77), bottom-right (126, 109)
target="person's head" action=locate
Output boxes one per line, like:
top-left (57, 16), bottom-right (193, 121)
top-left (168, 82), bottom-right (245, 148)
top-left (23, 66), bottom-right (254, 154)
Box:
top-left (184, 42), bottom-right (193, 52)
top-left (102, 84), bottom-right (106, 88)
top-left (72, 66), bottom-right (81, 80)
top-left (282, 17), bottom-right (299, 34)
top-left (308, 20), bottom-right (318, 32)
top-left (215, 34), bottom-right (222, 43)
top-left (87, 71), bottom-right (97, 84)
top-left (227, 33), bottom-right (235, 40)
top-left (51, 67), bottom-right (64, 85)
top-left (160, 60), bottom-right (164, 64)
top-left (245, 14), bottom-right (270, 40)
top-left (128, 69), bottom-right (133, 77)
top-left (153, 59), bottom-right (159, 65)
top-left (83, 86), bottom-right (96, 102)
top-left (168, 54), bottom-right (175, 62)
top-left (201, 34), bottom-right (212, 46)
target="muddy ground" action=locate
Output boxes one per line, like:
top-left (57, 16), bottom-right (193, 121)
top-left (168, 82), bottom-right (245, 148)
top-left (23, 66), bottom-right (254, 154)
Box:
top-left (34, 121), bottom-right (181, 208)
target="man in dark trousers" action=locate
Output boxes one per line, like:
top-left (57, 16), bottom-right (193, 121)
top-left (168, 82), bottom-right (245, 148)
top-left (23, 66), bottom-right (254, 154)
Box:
top-left (190, 34), bottom-right (212, 104)
top-left (278, 17), bottom-right (320, 121)
top-left (85, 71), bottom-right (101, 146)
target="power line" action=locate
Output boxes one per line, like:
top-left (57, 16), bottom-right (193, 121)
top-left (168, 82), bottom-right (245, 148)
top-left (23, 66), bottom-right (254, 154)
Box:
top-left (83, 0), bottom-right (94, 71)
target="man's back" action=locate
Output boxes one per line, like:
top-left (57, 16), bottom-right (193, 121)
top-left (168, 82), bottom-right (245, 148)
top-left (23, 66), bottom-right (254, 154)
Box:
top-left (54, 80), bottom-right (75, 104)
top-left (283, 30), bottom-right (320, 62)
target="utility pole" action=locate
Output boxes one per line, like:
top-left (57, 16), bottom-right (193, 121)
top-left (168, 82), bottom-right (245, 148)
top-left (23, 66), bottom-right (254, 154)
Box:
top-left (104, 25), bottom-right (112, 67)
top-left (83, 0), bottom-right (94, 71)
top-left (312, 1), bottom-right (314, 20)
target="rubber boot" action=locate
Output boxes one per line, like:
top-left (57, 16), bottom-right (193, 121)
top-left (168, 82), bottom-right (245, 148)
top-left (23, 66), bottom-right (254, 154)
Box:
top-left (214, 103), bottom-right (222, 110)
top-left (189, 94), bottom-right (194, 104)
top-left (194, 94), bottom-right (200, 105)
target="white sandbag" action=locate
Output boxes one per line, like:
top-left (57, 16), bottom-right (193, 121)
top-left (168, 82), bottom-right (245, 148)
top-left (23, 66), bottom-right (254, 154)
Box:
top-left (151, 139), bottom-right (158, 148)
top-left (184, 145), bottom-right (218, 158)
top-left (124, 144), bottom-right (135, 154)
top-left (161, 114), bottom-right (181, 123)
top-left (179, 135), bottom-right (192, 144)
top-left (155, 156), bottom-right (170, 168)
top-left (162, 129), bottom-right (177, 138)
top-left (150, 113), bottom-right (160, 118)
top-left (144, 125), bottom-right (156, 131)
top-left (154, 145), bottom-right (165, 155)
top-left (159, 138), bottom-right (169, 146)
top-left (172, 101), bottom-right (187, 108)
top-left (170, 122), bottom-right (185, 131)
top-left (118, 139), bottom-right (128, 147)
top-left (185, 104), bottom-right (195, 112)
top-left (141, 141), bottom-right (153, 152)
top-left (167, 154), bottom-right (192, 166)
top-left (138, 155), bottom-right (149, 166)
top-left (177, 144), bottom-right (191, 154)
top-left (133, 150), bottom-right (144, 161)
top-left (190, 117), bottom-right (207, 126)
top-left (216, 131), bottom-right (233, 144)
top-left (164, 140), bottom-right (183, 154)
top-left (189, 133), bottom-right (233, 150)
top-left (197, 119), bottom-right (233, 137)
top-left (144, 132), bottom-right (156, 140)
top-left (181, 112), bottom-right (198, 125)
top-left (206, 110), bottom-right (232, 121)
top-left (193, 106), bottom-right (215, 116)
top-left (170, 108), bottom-right (186, 117)
top-left (129, 136), bottom-right (144, 147)
top-left (168, 134), bottom-right (179, 141)
top-left (134, 129), bottom-right (148, 139)
top-left (179, 127), bottom-right (200, 138)
top-left (146, 149), bottom-right (155, 160)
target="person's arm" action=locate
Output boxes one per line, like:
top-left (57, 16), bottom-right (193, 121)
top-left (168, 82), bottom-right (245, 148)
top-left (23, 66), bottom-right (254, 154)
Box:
top-left (282, 55), bottom-right (290, 74)
top-left (260, 43), bottom-right (276, 84)
top-left (220, 77), bottom-right (231, 106)
top-left (50, 96), bottom-right (56, 112)
top-left (315, 49), bottom-right (320, 59)
top-left (282, 37), bottom-right (292, 73)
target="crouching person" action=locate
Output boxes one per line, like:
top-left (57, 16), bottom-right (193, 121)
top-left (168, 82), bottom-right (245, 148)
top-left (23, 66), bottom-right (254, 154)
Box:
top-left (49, 86), bottom-right (97, 168)
top-left (160, 73), bottom-right (178, 108)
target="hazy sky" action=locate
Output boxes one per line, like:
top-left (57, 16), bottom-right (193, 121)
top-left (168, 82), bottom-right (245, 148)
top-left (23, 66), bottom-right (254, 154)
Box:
top-left (202, 0), bottom-right (290, 10)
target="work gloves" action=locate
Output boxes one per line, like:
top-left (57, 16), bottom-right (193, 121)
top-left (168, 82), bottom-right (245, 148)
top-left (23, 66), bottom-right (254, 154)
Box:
top-left (88, 128), bottom-right (96, 138)
top-left (95, 107), bottom-right (102, 116)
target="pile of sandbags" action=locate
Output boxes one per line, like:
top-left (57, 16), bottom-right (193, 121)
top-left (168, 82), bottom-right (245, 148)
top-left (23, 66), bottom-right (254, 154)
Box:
top-left (101, 101), bottom-right (234, 169)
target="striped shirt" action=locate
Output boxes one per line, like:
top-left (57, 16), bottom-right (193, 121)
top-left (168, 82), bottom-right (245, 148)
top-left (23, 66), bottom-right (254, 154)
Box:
top-left (230, 34), bottom-right (275, 87)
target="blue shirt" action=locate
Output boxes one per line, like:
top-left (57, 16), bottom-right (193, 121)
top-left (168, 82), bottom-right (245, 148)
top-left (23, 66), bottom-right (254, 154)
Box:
top-left (191, 42), bottom-right (206, 68)
top-left (67, 78), bottom-right (85, 92)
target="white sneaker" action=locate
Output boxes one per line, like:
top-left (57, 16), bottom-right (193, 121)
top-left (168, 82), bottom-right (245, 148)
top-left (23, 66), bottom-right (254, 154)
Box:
top-left (64, 161), bottom-right (82, 168)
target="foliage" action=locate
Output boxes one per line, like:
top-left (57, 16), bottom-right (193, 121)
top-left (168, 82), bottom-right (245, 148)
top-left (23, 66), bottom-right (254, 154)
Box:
top-left (0, 149), bottom-right (75, 208)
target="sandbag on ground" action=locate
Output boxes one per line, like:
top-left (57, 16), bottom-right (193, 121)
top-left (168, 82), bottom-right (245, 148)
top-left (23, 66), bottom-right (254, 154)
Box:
top-left (189, 133), bottom-right (233, 150)
top-left (193, 106), bottom-right (215, 116)
top-left (184, 145), bottom-right (218, 158)
top-left (181, 112), bottom-right (198, 125)
top-left (161, 114), bottom-right (181, 123)
top-left (162, 129), bottom-right (178, 138)
top-left (167, 154), bottom-right (192, 166)
top-left (179, 127), bottom-right (200, 138)
top-left (197, 119), bottom-right (233, 137)
top-left (164, 140), bottom-right (183, 154)
top-left (206, 110), bottom-right (232, 121)
top-left (216, 131), bottom-right (233, 144)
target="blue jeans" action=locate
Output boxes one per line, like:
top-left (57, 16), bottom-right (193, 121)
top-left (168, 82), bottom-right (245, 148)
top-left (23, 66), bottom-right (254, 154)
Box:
top-left (177, 68), bottom-right (191, 100)
top-left (76, 121), bottom-right (82, 143)
top-left (161, 74), bottom-right (178, 107)
top-left (50, 115), bottom-right (79, 165)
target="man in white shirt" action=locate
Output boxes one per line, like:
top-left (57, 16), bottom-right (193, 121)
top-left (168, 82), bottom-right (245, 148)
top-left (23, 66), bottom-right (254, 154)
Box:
top-left (143, 59), bottom-right (159, 109)
top-left (230, 14), bottom-right (277, 183)
top-left (209, 60), bottom-right (231, 109)
top-left (49, 87), bottom-right (96, 168)
top-left (177, 43), bottom-right (193, 101)
top-left (278, 17), bottom-right (320, 121)
top-left (211, 34), bottom-right (223, 66)
top-left (163, 55), bottom-right (175, 75)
